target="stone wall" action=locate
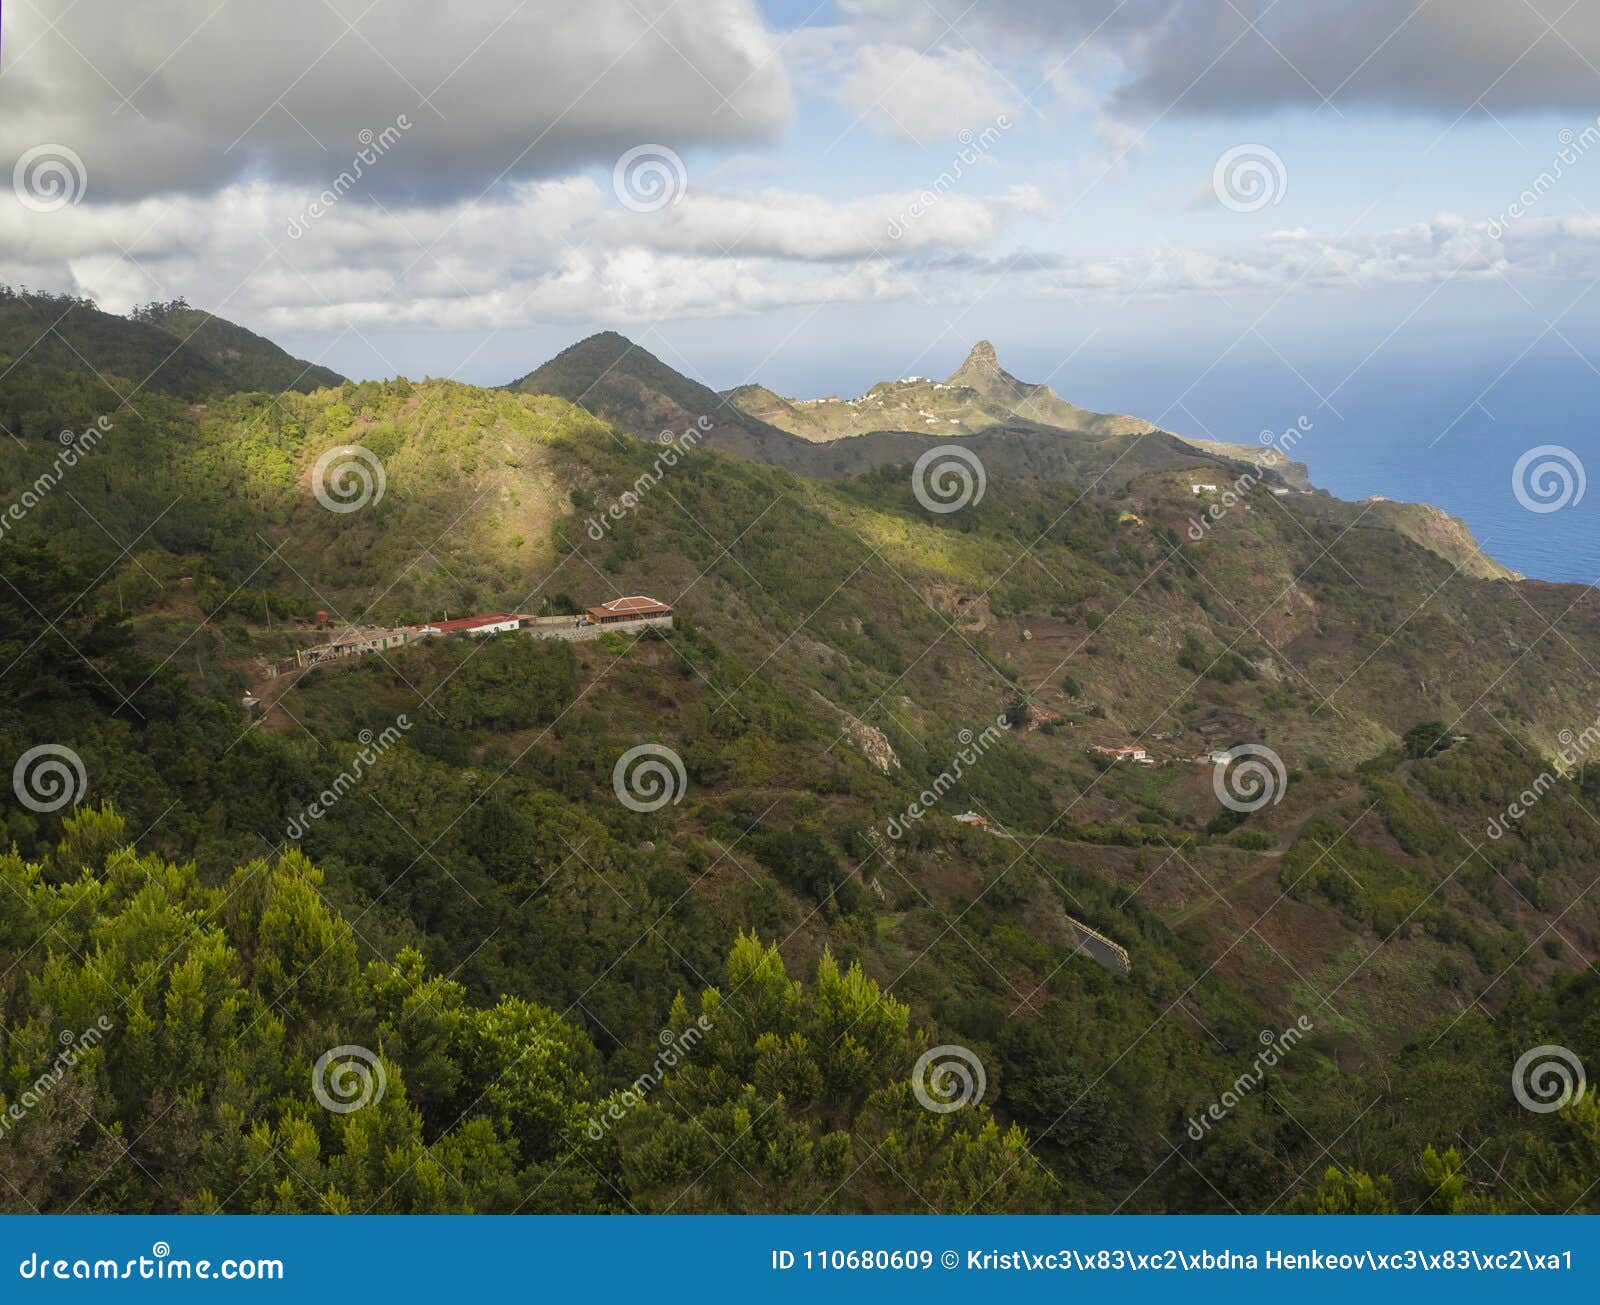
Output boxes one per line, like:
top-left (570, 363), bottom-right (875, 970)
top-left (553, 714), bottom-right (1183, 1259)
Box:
top-left (536, 615), bottom-right (673, 641)
top-left (281, 613), bottom-right (674, 672)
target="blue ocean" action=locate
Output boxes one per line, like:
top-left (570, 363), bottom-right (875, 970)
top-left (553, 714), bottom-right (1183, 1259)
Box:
top-left (1005, 299), bottom-right (1600, 586)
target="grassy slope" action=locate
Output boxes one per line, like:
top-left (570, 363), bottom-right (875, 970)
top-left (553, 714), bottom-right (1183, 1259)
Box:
top-left (724, 338), bottom-right (1308, 500)
top-left (513, 333), bottom-right (1282, 495)
top-left (3, 365), bottom-right (1598, 1210)
top-left (723, 341), bottom-right (1160, 442)
top-left (520, 335), bottom-right (1512, 591)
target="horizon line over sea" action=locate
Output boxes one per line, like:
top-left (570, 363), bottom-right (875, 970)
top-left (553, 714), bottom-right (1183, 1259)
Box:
top-left (1286, 417), bottom-right (1597, 587)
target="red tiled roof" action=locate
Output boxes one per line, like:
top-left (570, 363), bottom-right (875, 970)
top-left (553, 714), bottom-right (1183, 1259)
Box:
top-left (585, 596), bottom-right (673, 621)
top-left (596, 595), bottom-right (672, 615)
top-left (424, 612), bottom-right (519, 633)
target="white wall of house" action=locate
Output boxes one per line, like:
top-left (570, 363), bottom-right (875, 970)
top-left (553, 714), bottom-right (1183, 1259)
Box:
top-left (295, 612), bottom-right (674, 668)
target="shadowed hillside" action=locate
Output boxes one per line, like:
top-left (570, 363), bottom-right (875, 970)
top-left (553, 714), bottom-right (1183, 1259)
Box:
top-left (0, 287), bottom-right (342, 402)
top-left (131, 298), bottom-right (345, 393)
top-left (511, 332), bottom-right (1282, 489)
top-left (0, 332), bottom-right (1592, 1215)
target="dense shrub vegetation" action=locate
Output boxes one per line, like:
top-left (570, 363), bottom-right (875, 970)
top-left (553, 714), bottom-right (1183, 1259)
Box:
top-left (1, 320), bottom-right (1598, 1213)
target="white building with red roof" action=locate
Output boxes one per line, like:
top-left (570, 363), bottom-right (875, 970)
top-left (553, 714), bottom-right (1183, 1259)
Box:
top-left (583, 596), bottom-right (674, 627)
top-left (417, 612), bottom-right (528, 637)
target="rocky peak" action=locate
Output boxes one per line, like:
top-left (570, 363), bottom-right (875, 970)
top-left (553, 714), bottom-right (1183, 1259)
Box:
top-left (951, 340), bottom-right (1002, 384)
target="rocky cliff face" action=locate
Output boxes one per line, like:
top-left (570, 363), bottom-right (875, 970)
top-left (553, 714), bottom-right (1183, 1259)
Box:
top-left (944, 340), bottom-right (1159, 437)
top-left (1366, 499), bottom-right (1521, 581)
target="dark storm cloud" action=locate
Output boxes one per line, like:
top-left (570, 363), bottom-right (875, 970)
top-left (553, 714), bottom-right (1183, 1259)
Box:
top-left (1111, 0), bottom-right (1600, 117)
top-left (0, 0), bottom-right (791, 202)
top-left (842, 0), bottom-right (1600, 118)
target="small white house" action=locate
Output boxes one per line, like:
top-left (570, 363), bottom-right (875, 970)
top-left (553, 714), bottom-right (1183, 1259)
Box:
top-left (417, 613), bottom-right (527, 637)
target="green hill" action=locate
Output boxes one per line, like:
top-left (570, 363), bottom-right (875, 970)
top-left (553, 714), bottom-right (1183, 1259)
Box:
top-left (0, 288), bottom-right (342, 404)
top-left (724, 341), bottom-right (1161, 442)
top-left (515, 334), bottom-right (1506, 583)
top-left (0, 340), bottom-right (1594, 1215)
top-left (508, 330), bottom-right (821, 470)
top-left (513, 332), bottom-right (1288, 493)
top-left (131, 298), bottom-right (344, 393)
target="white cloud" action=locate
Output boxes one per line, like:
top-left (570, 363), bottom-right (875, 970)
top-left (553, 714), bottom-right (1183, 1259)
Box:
top-left (0, 174), bottom-right (1022, 327)
top-left (647, 187), bottom-right (1012, 259)
top-left (1034, 215), bottom-right (1600, 297)
top-left (835, 43), bottom-right (1019, 141)
top-left (7, 134), bottom-right (1598, 336)
top-left (0, 0), bottom-right (790, 201)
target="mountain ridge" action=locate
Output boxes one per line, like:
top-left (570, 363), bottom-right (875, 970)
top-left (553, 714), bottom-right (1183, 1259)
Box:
top-left (131, 298), bottom-right (345, 393)
top-left (0, 287), bottom-right (344, 399)
top-left (509, 330), bottom-right (1274, 489)
top-left (1, 348), bottom-right (1595, 1214)
top-left (717, 338), bottom-right (1163, 444)
top-left (510, 330), bottom-right (1509, 579)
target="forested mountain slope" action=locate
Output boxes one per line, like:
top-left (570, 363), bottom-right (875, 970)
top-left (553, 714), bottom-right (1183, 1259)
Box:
top-left (0, 337), bottom-right (1596, 1213)
top-left (510, 332), bottom-right (1237, 489)
top-left (512, 332), bottom-right (1506, 585)
top-left (130, 299), bottom-right (345, 393)
top-left (0, 289), bottom-right (341, 409)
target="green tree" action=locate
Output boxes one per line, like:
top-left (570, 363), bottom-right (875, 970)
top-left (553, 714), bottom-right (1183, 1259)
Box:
top-left (1402, 720), bottom-right (1451, 758)
top-left (1289, 1166), bottom-right (1396, 1213)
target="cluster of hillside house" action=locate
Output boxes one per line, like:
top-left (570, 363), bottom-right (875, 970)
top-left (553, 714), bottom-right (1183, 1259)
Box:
top-left (1092, 743), bottom-right (1254, 768)
top-left (278, 596), bottom-right (673, 673)
top-left (1092, 744), bottom-right (1155, 766)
